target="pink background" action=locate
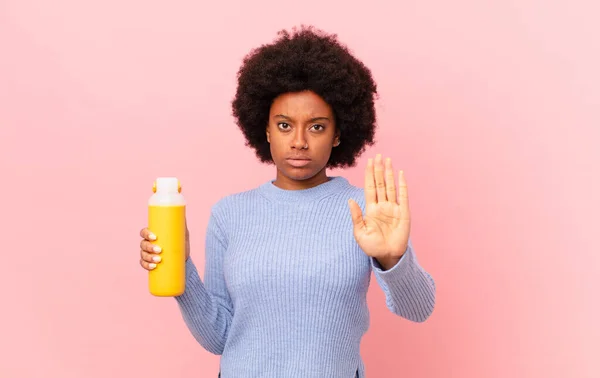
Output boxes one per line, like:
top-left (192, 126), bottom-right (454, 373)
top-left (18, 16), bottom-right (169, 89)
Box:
top-left (1, 0), bottom-right (598, 377)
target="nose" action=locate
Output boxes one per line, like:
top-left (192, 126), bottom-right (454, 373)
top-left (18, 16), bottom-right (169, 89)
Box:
top-left (291, 129), bottom-right (307, 149)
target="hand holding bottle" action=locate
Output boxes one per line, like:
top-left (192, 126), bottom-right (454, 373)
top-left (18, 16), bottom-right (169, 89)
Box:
top-left (139, 223), bottom-right (190, 271)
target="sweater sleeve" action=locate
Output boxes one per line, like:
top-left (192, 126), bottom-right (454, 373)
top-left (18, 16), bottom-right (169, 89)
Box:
top-left (370, 238), bottom-right (436, 322)
top-left (174, 209), bottom-right (233, 355)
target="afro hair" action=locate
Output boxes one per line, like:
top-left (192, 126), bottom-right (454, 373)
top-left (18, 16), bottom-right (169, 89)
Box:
top-left (231, 25), bottom-right (378, 168)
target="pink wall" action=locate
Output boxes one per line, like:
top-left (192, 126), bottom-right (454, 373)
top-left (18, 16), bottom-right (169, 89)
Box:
top-left (1, 0), bottom-right (598, 377)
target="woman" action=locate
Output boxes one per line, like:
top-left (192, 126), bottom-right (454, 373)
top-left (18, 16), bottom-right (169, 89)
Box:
top-left (139, 26), bottom-right (435, 378)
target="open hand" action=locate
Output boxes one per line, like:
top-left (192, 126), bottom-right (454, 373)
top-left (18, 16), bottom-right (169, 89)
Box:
top-left (348, 154), bottom-right (411, 270)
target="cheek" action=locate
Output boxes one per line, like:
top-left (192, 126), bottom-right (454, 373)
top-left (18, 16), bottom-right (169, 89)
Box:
top-left (315, 141), bottom-right (334, 157)
top-left (268, 136), bottom-right (285, 158)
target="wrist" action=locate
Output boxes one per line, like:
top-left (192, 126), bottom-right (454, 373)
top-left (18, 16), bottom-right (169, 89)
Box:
top-left (377, 244), bottom-right (408, 270)
top-left (377, 256), bottom-right (401, 271)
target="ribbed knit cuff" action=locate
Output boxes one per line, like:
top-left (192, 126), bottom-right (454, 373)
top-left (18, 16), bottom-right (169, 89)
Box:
top-left (370, 243), bottom-right (436, 322)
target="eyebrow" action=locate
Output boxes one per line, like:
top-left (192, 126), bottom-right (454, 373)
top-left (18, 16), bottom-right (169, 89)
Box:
top-left (274, 114), bottom-right (331, 122)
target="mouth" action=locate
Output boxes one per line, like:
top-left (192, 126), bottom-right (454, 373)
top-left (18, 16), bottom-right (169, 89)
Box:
top-left (286, 158), bottom-right (312, 168)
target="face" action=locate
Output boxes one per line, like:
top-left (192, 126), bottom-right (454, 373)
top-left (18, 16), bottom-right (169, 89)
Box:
top-left (266, 90), bottom-right (340, 190)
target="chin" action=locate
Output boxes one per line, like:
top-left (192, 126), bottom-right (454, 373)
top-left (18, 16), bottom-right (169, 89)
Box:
top-left (281, 168), bottom-right (318, 182)
top-left (276, 161), bottom-right (323, 181)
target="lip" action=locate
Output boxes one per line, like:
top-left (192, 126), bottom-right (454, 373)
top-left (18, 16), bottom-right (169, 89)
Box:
top-left (286, 158), bottom-right (311, 168)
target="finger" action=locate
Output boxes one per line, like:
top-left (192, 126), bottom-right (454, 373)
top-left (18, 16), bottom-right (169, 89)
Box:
top-left (140, 258), bottom-right (157, 271)
top-left (398, 170), bottom-right (410, 219)
top-left (140, 228), bottom-right (157, 241)
top-left (374, 154), bottom-right (386, 202)
top-left (385, 158), bottom-right (397, 204)
top-left (364, 158), bottom-right (376, 205)
top-left (141, 250), bottom-right (162, 264)
top-left (140, 239), bottom-right (162, 254)
top-left (348, 199), bottom-right (365, 230)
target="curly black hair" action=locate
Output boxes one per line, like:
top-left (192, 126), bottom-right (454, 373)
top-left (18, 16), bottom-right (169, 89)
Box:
top-left (231, 25), bottom-right (378, 168)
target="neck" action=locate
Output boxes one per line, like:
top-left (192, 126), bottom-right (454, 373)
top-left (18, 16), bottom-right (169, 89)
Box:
top-left (272, 168), bottom-right (329, 190)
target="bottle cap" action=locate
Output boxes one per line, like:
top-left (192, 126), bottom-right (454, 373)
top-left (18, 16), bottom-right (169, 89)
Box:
top-left (152, 177), bottom-right (182, 193)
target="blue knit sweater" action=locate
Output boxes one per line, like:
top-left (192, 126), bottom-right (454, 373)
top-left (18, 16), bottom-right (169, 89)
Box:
top-left (175, 176), bottom-right (436, 377)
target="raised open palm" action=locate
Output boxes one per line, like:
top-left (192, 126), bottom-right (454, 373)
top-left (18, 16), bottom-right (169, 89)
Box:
top-left (348, 154), bottom-right (411, 270)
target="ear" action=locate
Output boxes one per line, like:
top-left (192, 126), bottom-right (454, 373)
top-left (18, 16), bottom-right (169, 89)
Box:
top-left (266, 128), bottom-right (270, 143)
top-left (333, 131), bottom-right (341, 147)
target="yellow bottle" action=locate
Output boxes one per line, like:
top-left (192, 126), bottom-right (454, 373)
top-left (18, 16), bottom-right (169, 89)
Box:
top-left (148, 177), bottom-right (186, 296)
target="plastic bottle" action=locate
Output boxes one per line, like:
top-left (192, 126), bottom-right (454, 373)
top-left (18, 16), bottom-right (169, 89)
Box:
top-left (147, 177), bottom-right (186, 296)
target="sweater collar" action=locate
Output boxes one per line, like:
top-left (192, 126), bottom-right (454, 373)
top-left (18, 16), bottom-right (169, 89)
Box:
top-left (258, 176), bottom-right (350, 202)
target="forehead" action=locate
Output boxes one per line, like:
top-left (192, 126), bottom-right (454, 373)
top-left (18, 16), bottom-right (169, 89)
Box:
top-left (270, 91), bottom-right (333, 117)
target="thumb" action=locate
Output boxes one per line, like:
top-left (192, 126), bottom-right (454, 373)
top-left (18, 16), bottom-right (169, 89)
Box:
top-left (348, 199), bottom-right (365, 231)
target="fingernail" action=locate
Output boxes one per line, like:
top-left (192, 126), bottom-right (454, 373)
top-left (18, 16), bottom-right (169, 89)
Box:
top-left (152, 255), bottom-right (161, 263)
top-left (153, 246), bottom-right (162, 253)
top-left (149, 263), bottom-right (157, 269)
top-left (149, 234), bottom-right (156, 240)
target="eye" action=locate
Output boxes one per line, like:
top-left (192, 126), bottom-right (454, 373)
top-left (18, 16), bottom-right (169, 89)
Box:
top-left (311, 124), bottom-right (325, 131)
top-left (277, 122), bottom-right (291, 130)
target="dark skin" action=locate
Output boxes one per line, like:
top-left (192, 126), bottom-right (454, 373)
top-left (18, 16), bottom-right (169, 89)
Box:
top-left (266, 90), bottom-right (340, 190)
